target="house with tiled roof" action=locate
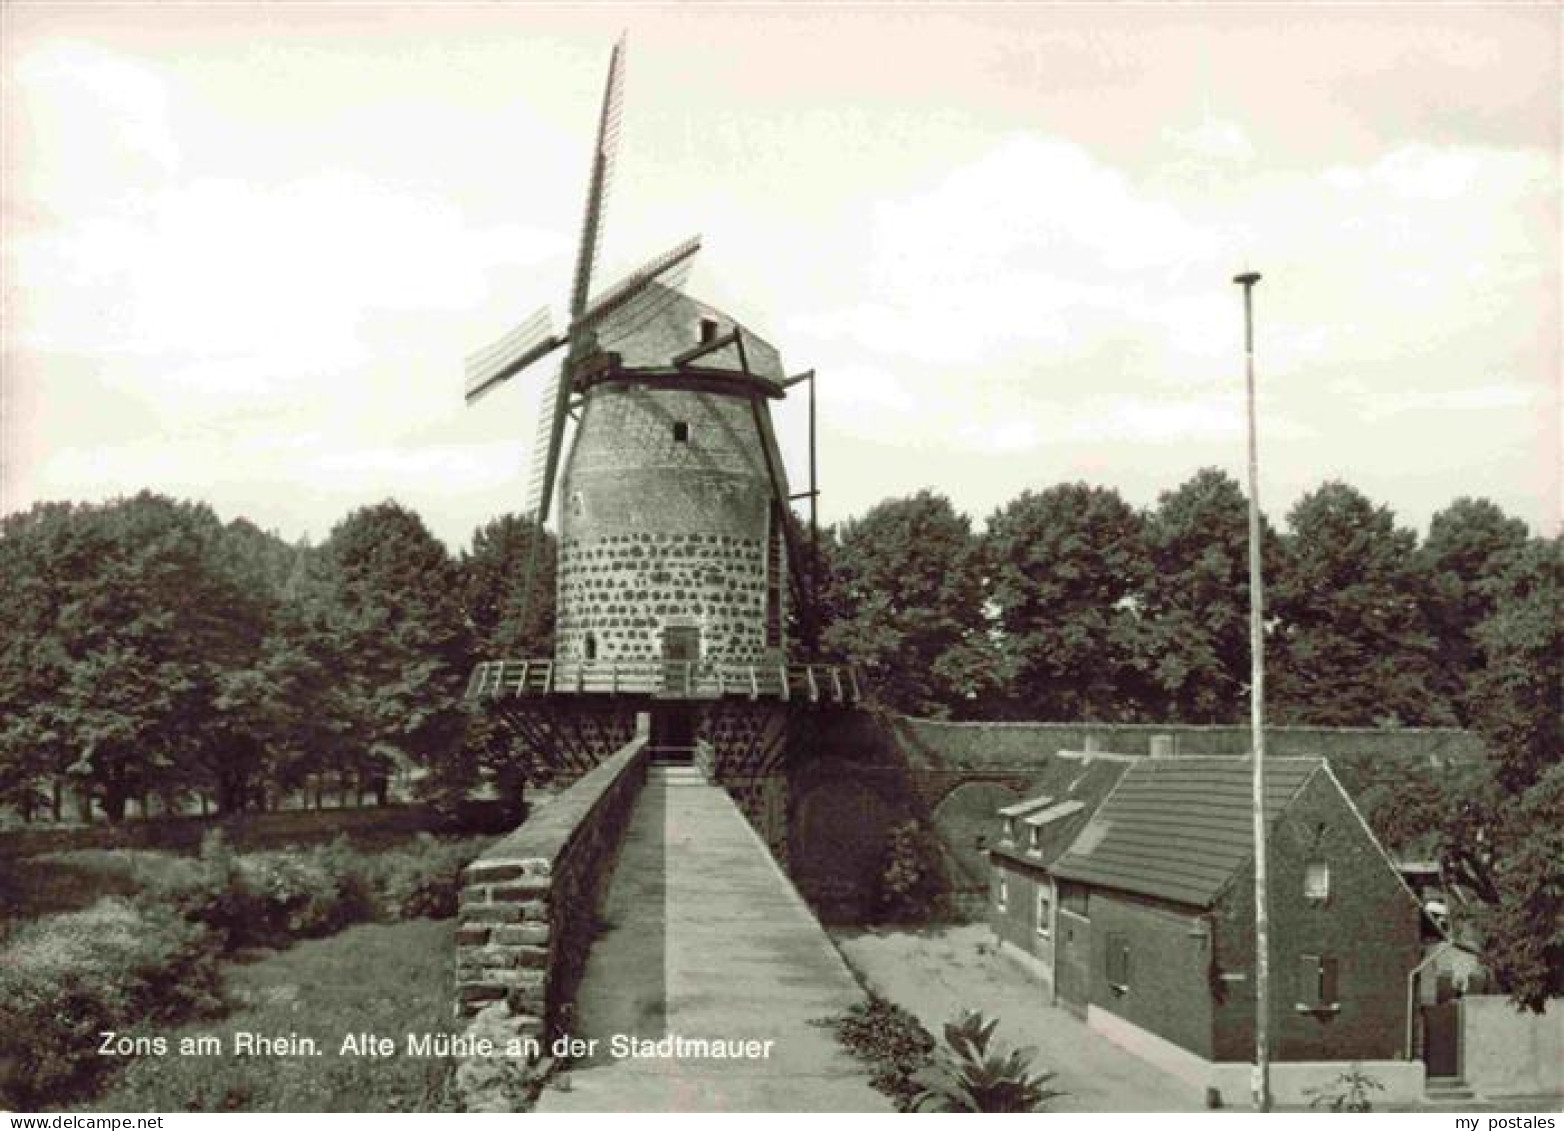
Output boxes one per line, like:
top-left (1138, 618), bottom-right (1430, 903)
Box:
top-left (987, 751), bottom-right (1134, 988)
top-left (989, 753), bottom-right (1431, 1106)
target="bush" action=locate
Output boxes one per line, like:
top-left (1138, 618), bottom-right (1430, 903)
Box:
top-left (240, 839), bottom-right (379, 940)
top-left (0, 899), bottom-right (222, 1108)
top-left (371, 834), bottom-right (487, 920)
top-left (139, 833), bottom-right (388, 950)
top-left (138, 831), bottom-right (269, 949)
top-left (876, 820), bottom-right (942, 922)
top-left (816, 994), bottom-right (935, 1110)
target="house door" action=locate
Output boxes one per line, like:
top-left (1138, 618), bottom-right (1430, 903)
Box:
top-left (662, 625), bottom-right (701, 692)
top-left (1055, 911), bottom-right (1090, 1016)
top-left (1422, 999), bottom-right (1461, 1078)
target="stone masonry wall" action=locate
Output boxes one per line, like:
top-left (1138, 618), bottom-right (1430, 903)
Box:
top-left (556, 379), bottom-right (785, 665)
top-left (454, 721), bottom-right (649, 1108)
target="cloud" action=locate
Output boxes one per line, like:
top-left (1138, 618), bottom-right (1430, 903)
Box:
top-left (1162, 115), bottom-right (1256, 166)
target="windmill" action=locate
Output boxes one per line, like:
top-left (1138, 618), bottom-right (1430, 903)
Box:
top-left (463, 35), bottom-right (701, 629)
top-left (462, 34), bottom-right (857, 802)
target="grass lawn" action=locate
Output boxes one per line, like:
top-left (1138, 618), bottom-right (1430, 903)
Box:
top-left (86, 918), bottom-right (461, 1113)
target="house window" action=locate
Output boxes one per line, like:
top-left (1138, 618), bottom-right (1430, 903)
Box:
top-left (700, 317), bottom-right (719, 343)
top-left (1060, 881), bottom-right (1089, 919)
top-left (1106, 932), bottom-right (1131, 993)
top-left (1028, 826), bottom-right (1042, 854)
top-left (584, 632), bottom-right (597, 661)
top-left (570, 492), bottom-right (585, 518)
top-left (996, 874), bottom-right (1008, 911)
top-left (1036, 889), bottom-right (1051, 938)
top-left (1304, 861), bottom-right (1330, 901)
top-left (1002, 817), bottom-right (1016, 845)
top-left (672, 421), bottom-right (690, 443)
top-left (1299, 954), bottom-right (1340, 1011)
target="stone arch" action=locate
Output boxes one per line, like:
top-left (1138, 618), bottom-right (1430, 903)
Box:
top-left (932, 780), bottom-right (1023, 888)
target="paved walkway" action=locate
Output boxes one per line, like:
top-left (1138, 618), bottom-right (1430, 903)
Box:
top-left (834, 924), bottom-right (1205, 1112)
top-left (536, 765), bottom-right (887, 1112)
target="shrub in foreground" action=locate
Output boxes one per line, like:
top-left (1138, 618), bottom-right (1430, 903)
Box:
top-left (815, 993), bottom-right (935, 1110)
top-left (0, 899), bottom-right (222, 1109)
top-left (912, 1010), bottom-right (1064, 1112)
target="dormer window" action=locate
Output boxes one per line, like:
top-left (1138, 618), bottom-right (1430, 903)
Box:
top-left (1029, 826), bottom-right (1043, 854)
top-left (699, 317), bottom-right (719, 343)
top-left (672, 421), bottom-right (690, 444)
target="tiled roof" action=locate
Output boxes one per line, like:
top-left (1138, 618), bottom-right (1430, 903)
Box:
top-left (991, 754), bottom-right (1133, 869)
top-left (1051, 757), bottom-right (1324, 908)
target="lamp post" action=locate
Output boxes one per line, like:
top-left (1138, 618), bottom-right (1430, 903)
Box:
top-left (1233, 269), bottom-right (1271, 1113)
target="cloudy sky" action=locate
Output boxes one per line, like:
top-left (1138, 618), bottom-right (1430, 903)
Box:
top-left (3, 3), bottom-right (1558, 549)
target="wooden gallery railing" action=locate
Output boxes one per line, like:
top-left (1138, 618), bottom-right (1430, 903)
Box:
top-left (465, 658), bottom-right (861, 705)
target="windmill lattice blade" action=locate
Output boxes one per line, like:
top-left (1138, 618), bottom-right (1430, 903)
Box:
top-left (464, 307), bottom-right (561, 403)
top-left (575, 234), bottom-right (701, 338)
top-left (567, 34), bottom-right (626, 321)
top-left (521, 365), bottom-right (563, 519)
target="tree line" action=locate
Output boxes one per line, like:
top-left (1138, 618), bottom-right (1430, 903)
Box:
top-left (0, 493), bottom-right (552, 824)
top-left (1, 472), bottom-right (1557, 1005)
top-left (818, 470), bottom-right (1549, 730)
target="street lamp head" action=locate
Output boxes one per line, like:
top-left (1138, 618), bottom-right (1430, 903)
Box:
top-left (1233, 271), bottom-right (1262, 286)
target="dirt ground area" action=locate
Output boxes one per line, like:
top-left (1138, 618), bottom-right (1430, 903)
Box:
top-left (833, 923), bottom-right (1205, 1113)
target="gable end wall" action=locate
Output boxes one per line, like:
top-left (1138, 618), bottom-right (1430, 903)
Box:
top-left (1211, 770), bottom-right (1423, 1063)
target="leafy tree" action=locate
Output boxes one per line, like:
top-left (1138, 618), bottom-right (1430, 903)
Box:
top-left (984, 483), bottom-right (1152, 720)
top-left (0, 494), bottom-right (267, 820)
top-left (1440, 536), bottom-right (1563, 1010)
top-left (307, 501), bottom-right (473, 800)
top-left (821, 492), bottom-right (993, 717)
top-left (1418, 498), bottom-right (1530, 724)
top-left (1269, 482), bottom-right (1451, 726)
top-left (1140, 468), bottom-right (1282, 723)
top-left (460, 514), bottom-right (556, 658)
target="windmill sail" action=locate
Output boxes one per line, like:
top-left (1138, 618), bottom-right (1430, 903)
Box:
top-left (568, 33), bottom-right (626, 323)
top-left (521, 366), bottom-right (563, 519)
top-left (464, 306), bottom-right (559, 404)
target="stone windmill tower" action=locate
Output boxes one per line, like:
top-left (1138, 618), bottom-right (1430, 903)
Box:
top-left (464, 38), bottom-right (856, 849)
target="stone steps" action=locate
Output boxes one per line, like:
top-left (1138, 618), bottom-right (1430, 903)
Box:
top-left (647, 765), bottom-right (707, 787)
top-left (1424, 1079), bottom-right (1477, 1103)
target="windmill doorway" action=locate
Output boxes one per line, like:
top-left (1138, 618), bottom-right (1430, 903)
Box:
top-left (661, 623), bottom-right (701, 694)
top-left (650, 707), bottom-right (696, 764)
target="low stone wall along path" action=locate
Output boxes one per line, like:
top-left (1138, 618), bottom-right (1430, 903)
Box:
top-left (536, 763), bottom-right (887, 1112)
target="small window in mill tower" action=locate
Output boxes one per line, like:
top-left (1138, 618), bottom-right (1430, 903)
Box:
top-left (672, 421), bottom-right (690, 444)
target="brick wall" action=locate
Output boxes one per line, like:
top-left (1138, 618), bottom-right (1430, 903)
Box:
top-left (1086, 889), bottom-right (1217, 1060)
top-left (556, 380), bottom-right (785, 665)
top-left (886, 716), bottom-right (1484, 772)
top-left (1210, 769), bottom-right (1423, 1063)
top-left (454, 723), bottom-right (650, 1039)
top-left (990, 854), bottom-right (1053, 971)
